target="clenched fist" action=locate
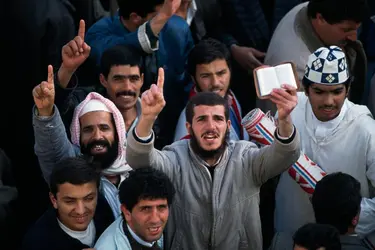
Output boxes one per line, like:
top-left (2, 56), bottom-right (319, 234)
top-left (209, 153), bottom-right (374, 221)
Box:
top-left (33, 65), bottom-right (55, 116)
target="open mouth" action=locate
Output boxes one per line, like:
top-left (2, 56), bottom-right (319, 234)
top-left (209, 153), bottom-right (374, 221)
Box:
top-left (202, 133), bottom-right (219, 142)
top-left (91, 144), bottom-right (107, 154)
top-left (148, 226), bottom-right (161, 235)
top-left (119, 95), bottom-right (134, 100)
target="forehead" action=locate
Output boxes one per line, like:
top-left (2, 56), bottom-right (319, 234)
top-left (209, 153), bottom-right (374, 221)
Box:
top-left (56, 182), bottom-right (97, 198)
top-left (135, 198), bottom-right (168, 207)
top-left (79, 111), bottom-right (113, 127)
top-left (193, 105), bottom-right (225, 117)
top-left (310, 83), bottom-right (345, 91)
top-left (109, 65), bottom-right (140, 76)
top-left (196, 59), bottom-right (229, 73)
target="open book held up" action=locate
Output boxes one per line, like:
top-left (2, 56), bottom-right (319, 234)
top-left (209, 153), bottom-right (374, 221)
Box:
top-left (253, 62), bottom-right (299, 99)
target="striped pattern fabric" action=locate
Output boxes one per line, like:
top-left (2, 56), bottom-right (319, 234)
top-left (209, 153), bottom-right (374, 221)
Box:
top-left (242, 108), bottom-right (326, 194)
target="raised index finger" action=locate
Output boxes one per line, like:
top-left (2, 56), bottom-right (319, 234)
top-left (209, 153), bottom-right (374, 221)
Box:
top-left (157, 67), bottom-right (164, 90)
top-left (47, 65), bottom-right (54, 85)
top-left (78, 20), bottom-right (85, 40)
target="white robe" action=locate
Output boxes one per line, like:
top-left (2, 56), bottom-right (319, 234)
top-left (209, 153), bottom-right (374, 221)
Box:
top-left (275, 93), bottom-right (375, 234)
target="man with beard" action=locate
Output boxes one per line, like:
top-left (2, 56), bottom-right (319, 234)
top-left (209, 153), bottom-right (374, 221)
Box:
top-left (174, 38), bottom-right (248, 142)
top-left (125, 67), bottom-right (301, 249)
top-left (274, 46), bottom-right (375, 238)
top-left (259, 0), bottom-right (369, 115)
top-left (33, 65), bottom-right (131, 220)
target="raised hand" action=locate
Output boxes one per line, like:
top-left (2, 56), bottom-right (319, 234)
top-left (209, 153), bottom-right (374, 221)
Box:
top-left (33, 65), bottom-right (55, 116)
top-left (61, 20), bottom-right (91, 71)
top-left (269, 84), bottom-right (297, 121)
top-left (141, 68), bottom-right (166, 120)
top-left (160, 0), bottom-right (182, 17)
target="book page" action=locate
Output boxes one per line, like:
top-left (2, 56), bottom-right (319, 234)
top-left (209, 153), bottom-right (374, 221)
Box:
top-left (256, 67), bottom-right (280, 96)
top-left (274, 63), bottom-right (297, 89)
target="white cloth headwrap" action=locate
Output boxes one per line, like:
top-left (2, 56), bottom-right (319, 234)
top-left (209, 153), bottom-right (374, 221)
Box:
top-left (79, 99), bottom-right (111, 117)
top-left (71, 92), bottom-right (132, 218)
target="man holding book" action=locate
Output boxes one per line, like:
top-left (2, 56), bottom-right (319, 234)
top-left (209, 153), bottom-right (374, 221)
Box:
top-left (274, 46), bottom-right (375, 241)
top-left (124, 63), bottom-right (301, 249)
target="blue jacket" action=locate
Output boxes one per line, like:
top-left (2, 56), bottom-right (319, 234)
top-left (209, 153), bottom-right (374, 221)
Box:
top-left (86, 14), bottom-right (194, 146)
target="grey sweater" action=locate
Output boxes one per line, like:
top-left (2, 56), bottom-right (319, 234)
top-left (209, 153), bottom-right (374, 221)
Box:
top-left (126, 128), bottom-right (300, 249)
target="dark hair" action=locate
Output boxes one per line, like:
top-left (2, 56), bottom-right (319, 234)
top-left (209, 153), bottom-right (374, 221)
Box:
top-left (302, 76), bottom-right (351, 92)
top-left (118, 0), bottom-right (164, 19)
top-left (49, 157), bottom-right (101, 196)
top-left (312, 172), bottom-right (361, 234)
top-left (307, 0), bottom-right (368, 24)
top-left (187, 38), bottom-right (231, 78)
top-left (100, 45), bottom-right (144, 78)
top-left (119, 168), bottom-right (175, 212)
top-left (293, 223), bottom-right (341, 250)
top-left (185, 92), bottom-right (230, 124)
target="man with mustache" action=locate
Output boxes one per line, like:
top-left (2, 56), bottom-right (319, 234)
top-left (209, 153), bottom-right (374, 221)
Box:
top-left (95, 168), bottom-right (175, 250)
top-left (274, 46), bottom-right (375, 239)
top-left (259, 0), bottom-right (369, 115)
top-left (33, 65), bottom-right (130, 221)
top-left (125, 68), bottom-right (301, 249)
top-left (174, 38), bottom-right (249, 142)
top-left (53, 20), bottom-right (147, 142)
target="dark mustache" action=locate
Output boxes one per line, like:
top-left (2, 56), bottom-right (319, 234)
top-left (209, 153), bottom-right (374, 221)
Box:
top-left (319, 106), bottom-right (336, 109)
top-left (116, 90), bottom-right (136, 97)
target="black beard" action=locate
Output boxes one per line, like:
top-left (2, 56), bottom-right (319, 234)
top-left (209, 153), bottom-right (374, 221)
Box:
top-left (189, 128), bottom-right (229, 162)
top-left (80, 139), bottom-right (119, 171)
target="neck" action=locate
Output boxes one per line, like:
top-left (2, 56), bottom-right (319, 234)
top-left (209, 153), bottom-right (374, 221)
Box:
top-left (121, 106), bottom-right (138, 130)
top-left (121, 17), bottom-right (138, 32)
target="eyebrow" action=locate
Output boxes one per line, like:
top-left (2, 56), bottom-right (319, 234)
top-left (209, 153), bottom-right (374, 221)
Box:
top-left (82, 123), bottom-right (110, 129)
top-left (311, 86), bottom-right (344, 92)
top-left (62, 192), bottom-right (96, 200)
top-left (113, 74), bottom-right (140, 78)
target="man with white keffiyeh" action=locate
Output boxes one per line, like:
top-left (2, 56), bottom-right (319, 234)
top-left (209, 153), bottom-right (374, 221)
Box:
top-left (32, 65), bottom-right (131, 220)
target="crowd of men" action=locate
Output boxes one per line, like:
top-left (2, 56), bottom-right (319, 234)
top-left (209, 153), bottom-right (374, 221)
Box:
top-left (2, 0), bottom-right (375, 249)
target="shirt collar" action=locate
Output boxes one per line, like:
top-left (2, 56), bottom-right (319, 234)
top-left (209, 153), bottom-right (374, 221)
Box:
top-left (127, 224), bottom-right (155, 247)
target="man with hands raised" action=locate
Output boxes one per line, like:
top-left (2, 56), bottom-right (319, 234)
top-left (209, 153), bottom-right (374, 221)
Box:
top-left (126, 67), bottom-right (301, 249)
top-left (33, 63), bottom-right (131, 220)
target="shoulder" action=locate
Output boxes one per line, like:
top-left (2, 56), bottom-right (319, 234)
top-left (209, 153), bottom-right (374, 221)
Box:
top-left (269, 232), bottom-right (294, 250)
top-left (95, 218), bottom-right (129, 250)
top-left (86, 15), bottom-right (117, 37)
top-left (22, 210), bottom-right (58, 248)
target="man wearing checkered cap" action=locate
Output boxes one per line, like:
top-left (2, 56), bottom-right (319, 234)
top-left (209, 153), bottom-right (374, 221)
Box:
top-left (274, 46), bottom-right (375, 240)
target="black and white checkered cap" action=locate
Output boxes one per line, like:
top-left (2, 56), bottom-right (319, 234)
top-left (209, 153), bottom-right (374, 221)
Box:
top-left (304, 46), bottom-right (349, 85)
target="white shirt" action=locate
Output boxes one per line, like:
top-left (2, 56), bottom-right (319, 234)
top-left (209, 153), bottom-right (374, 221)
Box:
top-left (186, 0), bottom-right (197, 26)
top-left (58, 219), bottom-right (96, 247)
top-left (127, 224), bottom-right (156, 247)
